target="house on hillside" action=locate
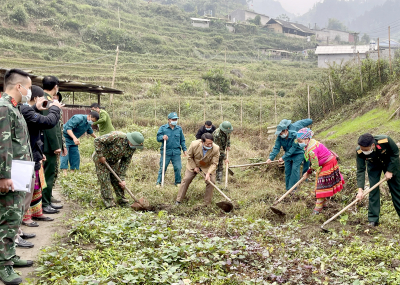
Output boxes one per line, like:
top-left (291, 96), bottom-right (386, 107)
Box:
top-left (264, 18), bottom-right (314, 38)
top-left (259, 48), bottom-right (293, 59)
top-left (229, 9), bottom-right (269, 26)
top-left (315, 29), bottom-right (354, 43)
top-left (315, 45), bottom-right (370, 68)
top-left (191, 18), bottom-right (210, 28)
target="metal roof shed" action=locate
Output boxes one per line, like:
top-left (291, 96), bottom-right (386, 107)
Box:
top-left (314, 45), bottom-right (370, 68)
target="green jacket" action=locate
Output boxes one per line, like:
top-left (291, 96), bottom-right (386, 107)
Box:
top-left (0, 93), bottom-right (32, 179)
top-left (42, 92), bottom-right (64, 153)
top-left (92, 109), bottom-right (115, 136)
top-left (356, 135), bottom-right (400, 188)
top-left (212, 128), bottom-right (231, 153)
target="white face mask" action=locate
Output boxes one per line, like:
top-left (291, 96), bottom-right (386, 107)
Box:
top-left (19, 85), bottom-right (32, 103)
top-left (362, 146), bottom-right (374, 155)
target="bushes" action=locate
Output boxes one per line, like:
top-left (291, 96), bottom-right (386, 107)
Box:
top-left (10, 6), bottom-right (28, 26)
top-left (202, 68), bottom-right (230, 94)
top-left (176, 79), bottom-right (203, 96)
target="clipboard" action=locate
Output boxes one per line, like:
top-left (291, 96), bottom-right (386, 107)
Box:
top-left (11, 160), bottom-right (35, 192)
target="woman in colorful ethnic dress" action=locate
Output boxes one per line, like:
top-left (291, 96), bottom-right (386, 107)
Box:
top-left (297, 128), bottom-right (345, 214)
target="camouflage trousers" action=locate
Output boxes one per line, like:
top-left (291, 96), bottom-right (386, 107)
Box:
top-left (0, 191), bottom-right (25, 265)
top-left (54, 154), bottom-right (60, 182)
top-left (217, 152), bottom-right (226, 173)
top-left (93, 157), bottom-right (127, 208)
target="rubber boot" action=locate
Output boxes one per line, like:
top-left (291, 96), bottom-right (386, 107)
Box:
top-left (0, 265), bottom-right (22, 285)
top-left (216, 171), bottom-right (223, 183)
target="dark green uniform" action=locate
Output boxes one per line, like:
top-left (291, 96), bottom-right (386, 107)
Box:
top-left (212, 128), bottom-right (231, 180)
top-left (41, 92), bottom-right (64, 207)
top-left (0, 93), bottom-right (32, 265)
top-left (356, 135), bottom-right (400, 223)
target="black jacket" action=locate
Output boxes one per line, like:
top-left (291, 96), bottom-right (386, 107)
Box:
top-left (195, 125), bottom-right (216, 140)
top-left (20, 104), bottom-right (61, 170)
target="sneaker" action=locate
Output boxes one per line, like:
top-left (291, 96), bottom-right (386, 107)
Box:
top-left (50, 203), bottom-right (63, 210)
top-left (15, 236), bottom-right (34, 248)
top-left (51, 196), bottom-right (61, 203)
top-left (176, 184), bottom-right (181, 187)
top-left (10, 256), bottom-right (33, 268)
top-left (0, 265), bottom-right (22, 285)
top-left (368, 221), bottom-right (379, 227)
top-left (42, 205), bottom-right (59, 214)
top-left (312, 210), bottom-right (321, 215)
top-left (175, 201), bottom-right (181, 206)
top-left (155, 184), bottom-right (161, 188)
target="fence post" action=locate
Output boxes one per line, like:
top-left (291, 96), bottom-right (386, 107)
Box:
top-left (240, 97), bottom-right (243, 127)
top-left (274, 88), bottom-right (277, 125)
top-left (154, 96), bottom-right (157, 125)
top-left (377, 38), bottom-right (381, 82)
top-left (357, 51), bottom-right (363, 93)
top-left (389, 26), bottom-right (393, 74)
top-left (307, 85), bottom-right (311, 119)
top-left (203, 92), bottom-right (206, 122)
top-left (220, 93), bottom-right (223, 121)
top-left (329, 75), bottom-right (334, 106)
top-left (259, 95), bottom-right (262, 142)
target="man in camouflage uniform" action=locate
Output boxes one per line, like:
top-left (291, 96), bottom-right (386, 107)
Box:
top-left (356, 133), bottom-right (400, 227)
top-left (0, 69), bottom-right (34, 285)
top-left (212, 121), bottom-right (233, 183)
top-left (93, 131), bottom-right (144, 208)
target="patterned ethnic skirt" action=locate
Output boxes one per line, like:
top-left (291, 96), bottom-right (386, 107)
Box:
top-left (23, 166), bottom-right (47, 221)
top-left (315, 157), bottom-right (344, 199)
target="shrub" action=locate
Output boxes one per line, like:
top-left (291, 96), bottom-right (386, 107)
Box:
top-left (202, 68), bottom-right (230, 94)
top-left (176, 79), bottom-right (203, 96)
top-left (10, 6), bottom-right (28, 26)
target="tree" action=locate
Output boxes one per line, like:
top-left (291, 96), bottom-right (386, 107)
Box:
top-left (327, 18), bottom-right (347, 31)
top-left (361, 33), bottom-right (370, 44)
top-left (277, 14), bottom-right (290, 22)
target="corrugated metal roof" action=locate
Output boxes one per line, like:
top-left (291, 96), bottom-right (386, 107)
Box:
top-left (0, 68), bottom-right (123, 94)
top-left (265, 18), bottom-right (314, 34)
top-left (315, 45), bottom-right (370, 55)
top-left (191, 18), bottom-right (210, 22)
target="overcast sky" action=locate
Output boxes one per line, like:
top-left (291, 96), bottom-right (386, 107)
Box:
top-left (278, 0), bottom-right (322, 15)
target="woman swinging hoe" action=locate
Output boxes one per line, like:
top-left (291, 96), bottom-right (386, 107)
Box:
top-left (297, 128), bottom-right (345, 214)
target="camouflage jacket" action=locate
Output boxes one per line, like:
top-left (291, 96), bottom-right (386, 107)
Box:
top-left (94, 131), bottom-right (136, 180)
top-left (212, 128), bottom-right (231, 153)
top-left (0, 93), bottom-right (32, 179)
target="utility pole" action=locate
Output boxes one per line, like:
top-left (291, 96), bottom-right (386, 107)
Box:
top-left (357, 51), bottom-right (363, 93)
top-left (389, 26), bottom-right (393, 74)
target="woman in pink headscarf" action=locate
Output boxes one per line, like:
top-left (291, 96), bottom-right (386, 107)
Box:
top-left (297, 128), bottom-right (345, 214)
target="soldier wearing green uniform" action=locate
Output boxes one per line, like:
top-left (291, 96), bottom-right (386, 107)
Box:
top-left (0, 69), bottom-right (34, 285)
top-left (41, 76), bottom-right (66, 214)
top-left (356, 133), bottom-right (400, 227)
top-left (212, 121), bottom-right (233, 183)
top-left (93, 131), bottom-right (144, 208)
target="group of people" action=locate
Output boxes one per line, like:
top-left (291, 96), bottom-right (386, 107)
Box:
top-left (0, 69), bottom-right (142, 285)
top-left (268, 118), bottom-right (400, 226)
top-left (1, 68), bottom-right (400, 285)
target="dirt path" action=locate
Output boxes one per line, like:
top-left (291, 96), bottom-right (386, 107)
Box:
top-left (16, 186), bottom-right (71, 283)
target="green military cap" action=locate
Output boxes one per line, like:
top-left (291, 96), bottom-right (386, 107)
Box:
top-left (220, 121), bottom-right (233, 133)
top-left (126, 132), bottom-right (144, 149)
top-left (275, 119), bottom-right (291, 135)
top-left (168, 112), bottom-right (179, 119)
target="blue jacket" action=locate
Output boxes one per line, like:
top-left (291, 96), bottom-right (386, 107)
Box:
top-left (157, 124), bottom-right (187, 156)
top-left (269, 119), bottom-right (313, 160)
top-left (63, 115), bottom-right (94, 145)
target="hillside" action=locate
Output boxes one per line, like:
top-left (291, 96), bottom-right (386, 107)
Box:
top-left (349, 0), bottom-right (400, 40)
top-left (0, 0), bottom-right (321, 129)
top-left (294, 0), bottom-right (383, 30)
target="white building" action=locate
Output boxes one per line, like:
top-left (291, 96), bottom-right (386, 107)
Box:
top-left (190, 18), bottom-right (210, 29)
top-left (229, 9), bottom-right (269, 26)
top-left (315, 29), bottom-right (354, 43)
top-left (315, 45), bottom-right (370, 68)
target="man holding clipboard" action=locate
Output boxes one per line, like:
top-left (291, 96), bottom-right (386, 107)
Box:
top-left (0, 69), bottom-right (34, 285)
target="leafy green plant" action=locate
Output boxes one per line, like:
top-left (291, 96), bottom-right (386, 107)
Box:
top-left (10, 5), bottom-right (28, 26)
